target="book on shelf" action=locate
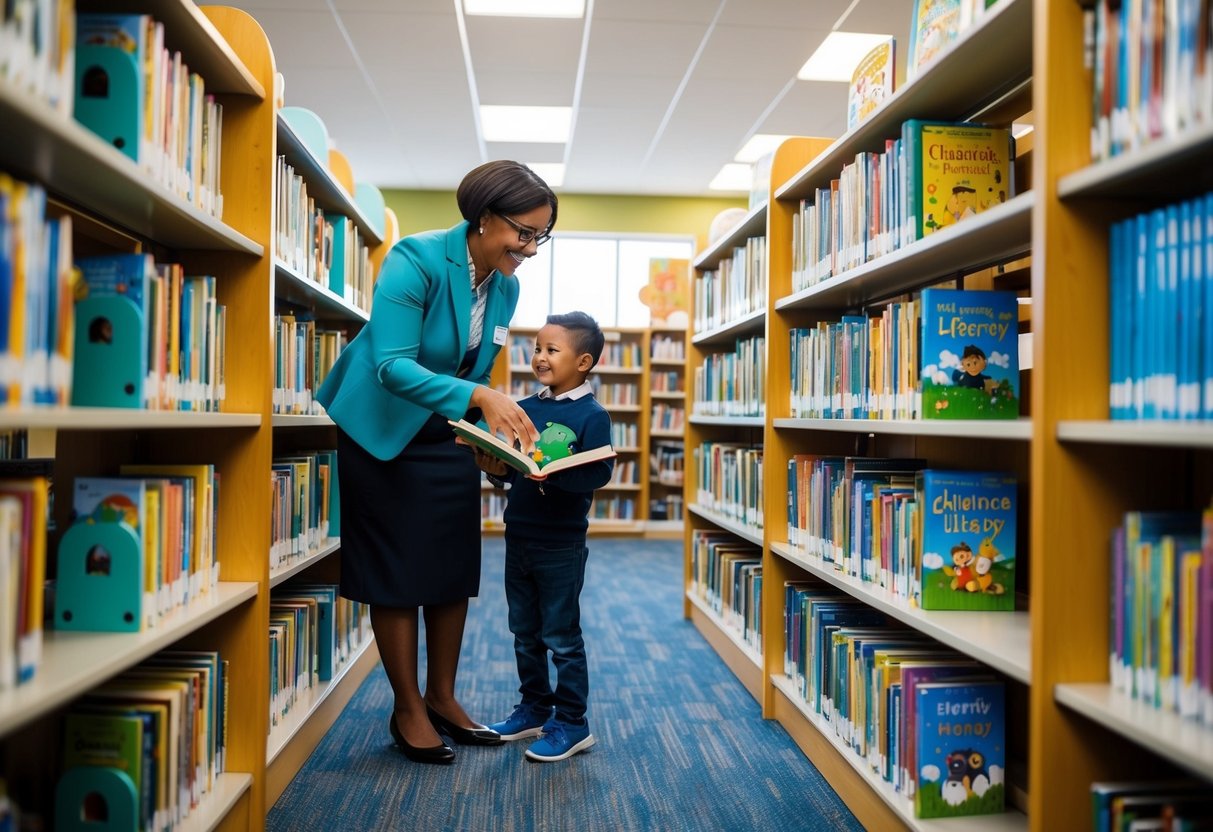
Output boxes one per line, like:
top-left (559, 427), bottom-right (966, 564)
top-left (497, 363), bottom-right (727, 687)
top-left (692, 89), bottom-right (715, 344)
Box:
top-left (920, 287), bottom-right (1020, 419)
top-left (902, 120), bottom-right (1014, 242)
top-left (847, 37), bottom-right (896, 130)
top-left (915, 469), bottom-right (1017, 611)
top-left (448, 419), bottom-right (616, 477)
top-left (913, 679), bottom-right (1005, 818)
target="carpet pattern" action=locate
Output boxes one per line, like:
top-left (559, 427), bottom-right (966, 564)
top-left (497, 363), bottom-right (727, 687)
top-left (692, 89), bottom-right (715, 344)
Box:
top-left (267, 537), bottom-right (865, 831)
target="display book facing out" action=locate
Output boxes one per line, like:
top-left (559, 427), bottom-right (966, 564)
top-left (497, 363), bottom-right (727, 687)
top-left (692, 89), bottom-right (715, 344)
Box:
top-left (449, 419), bottom-right (616, 477)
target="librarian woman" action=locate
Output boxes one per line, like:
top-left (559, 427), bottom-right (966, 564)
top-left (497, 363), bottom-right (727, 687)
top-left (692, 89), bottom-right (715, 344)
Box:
top-left (315, 160), bottom-right (555, 764)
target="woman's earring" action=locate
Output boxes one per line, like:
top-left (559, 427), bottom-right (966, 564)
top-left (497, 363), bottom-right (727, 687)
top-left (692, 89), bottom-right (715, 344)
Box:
top-left (478, 227), bottom-right (484, 235)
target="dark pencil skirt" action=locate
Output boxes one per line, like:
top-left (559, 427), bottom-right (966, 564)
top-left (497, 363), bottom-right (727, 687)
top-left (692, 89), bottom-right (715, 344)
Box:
top-left (336, 414), bottom-right (482, 607)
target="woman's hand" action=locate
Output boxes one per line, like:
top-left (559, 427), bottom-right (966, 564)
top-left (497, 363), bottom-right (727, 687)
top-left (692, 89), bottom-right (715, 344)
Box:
top-left (472, 447), bottom-right (508, 476)
top-left (470, 386), bottom-right (540, 453)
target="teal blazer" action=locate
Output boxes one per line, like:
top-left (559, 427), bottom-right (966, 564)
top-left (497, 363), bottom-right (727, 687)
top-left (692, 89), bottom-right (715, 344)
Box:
top-left (316, 221), bottom-right (519, 460)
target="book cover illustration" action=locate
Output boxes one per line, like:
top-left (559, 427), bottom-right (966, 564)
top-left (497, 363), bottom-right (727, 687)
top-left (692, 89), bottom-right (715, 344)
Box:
top-left (914, 679), bottom-right (1005, 818)
top-left (449, 419), bottom-right (615, 477)
top-left (920, 288), bottom-right (1019, 419)
top-left (848, 37), bottom-right (896, 130)
top-left (917, 469), bottom-right (1017, 611)
top-left (907, 0), bottom-right (962, 79)
top-left (903, 120), bottom-right (1013, 241)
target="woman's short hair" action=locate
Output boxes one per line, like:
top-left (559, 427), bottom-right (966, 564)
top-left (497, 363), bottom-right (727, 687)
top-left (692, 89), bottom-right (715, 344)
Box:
top-left (456, 161), bottom-right (558, 233)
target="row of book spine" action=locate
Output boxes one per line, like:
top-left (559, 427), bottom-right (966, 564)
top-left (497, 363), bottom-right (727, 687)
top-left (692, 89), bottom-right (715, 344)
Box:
top-left (691, 335), bottom-right (765, 417)
top-left (782, 581), bottom-right (1007, 819)
top-left (587, 380), bottom-right (639, 406)
top-left (650, 371), bottom-right (683, 393)
top-left (693, 236), bottom-right (765, 333)
top-left (608, 461), bottom-right (638, 486)
top-left (0, 476), bottom-right (48, 691)
top-left (0, 173), bottom-right (76, 407)
top-left (1108, 191), bottom-right (1213, 421)
top-left (693, 441), bottom-right (764, 530)
top-left (650, 335), bottom-right (685, 361)
top-left (650, 403), bottom-right (685, 433)
top-left (272, 314), bottom-right (346, 416)
top-left (1088, 0), bottom-right (1213, 162)
top-left (0, 0), bottom-right (76, 116)
top-left (270, 450), bottom-right (338, 571)
top-left (588, 496), bottom-right (636, 520)
top-left (690, 529), bottom-right (762, 651)
top-left (609, 421), bottom-right (638, 447)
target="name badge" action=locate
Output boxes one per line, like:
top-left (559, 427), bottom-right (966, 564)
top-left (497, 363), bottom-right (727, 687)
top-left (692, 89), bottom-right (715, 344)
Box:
top-left (493, 326), bottom-right (508, 346)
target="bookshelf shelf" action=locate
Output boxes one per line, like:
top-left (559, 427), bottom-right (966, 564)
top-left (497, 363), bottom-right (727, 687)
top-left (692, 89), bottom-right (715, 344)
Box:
top-left (685, 590), bottom-right (763, 700)
top-left (0, 582), bottom-right (258, 737)
top-left (771, 542), bottom-right (1031, 684)
top-left (595, 367), bottom-right (645, 375)
top-left (775, 0), bottom-right (1032, 203)
top-left (270, 414), bottom-right (335, 428)
top-left (1055, 421), bottom-right (1213, 448)
top-left (692, 202), bottom-right (768, 270)
top-left (1054, 684), bottom-right (1213, 780)
top-left (274, 259), bottom-right (369, 322)
top-left (77, 0), bottom-right (265, 98)
top-left (266, 635), bottom-right (376, 764)
top-left (0, 408), bottom-right (262, 430)
top-left (687, 503), bottom-right (763, 547)
top-left (276, 112), bottom-right (384, 246)
top-left (650, 391), bottom-right (685, 400)
top-left (771, 676), bottom-right (1028, 832)
top-left (269, 540), bottom-right (341, 588)
top-left (651, 359), bottom-right (685, 368)
top-left (178, 773), bottom-right (255, 832)
top-left (0, 80), bottom-right (263, 255)
top-left (602, 483), bottom-right (643, 492)
top-left (689, 415), bottom-right (764, 428)
top-left (773, 417), bottom-right (1033, 441)
top-left (651, 429), bottom-right (685, 438)
top-left (691, 309), bottom-right (765, 346)
top-left (774, 192), bottom-right (1033, 313)
top-left (1056, 122), bottom-right (1213, 200)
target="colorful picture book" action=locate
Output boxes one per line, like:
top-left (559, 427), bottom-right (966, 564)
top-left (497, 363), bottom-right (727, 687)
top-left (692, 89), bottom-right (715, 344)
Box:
top-left (914, 679), bottom-right (1005, 818)
top-left (920, 288), bottom-right (1020, 419)
top-left (902, 120), bottom-right (1014, 241)
top-left (907, 0), bottom-right (963, 79)
top-left (847, 37), bottom-right (896, 130)
top-left (916, 469), bottom-right (1017, 611)
top-left (448, 419), bottom-right (616, 477)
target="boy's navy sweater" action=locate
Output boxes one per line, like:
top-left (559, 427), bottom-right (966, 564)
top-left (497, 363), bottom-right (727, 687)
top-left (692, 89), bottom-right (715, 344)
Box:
top-left (501, 392), bottom-right (615, 542)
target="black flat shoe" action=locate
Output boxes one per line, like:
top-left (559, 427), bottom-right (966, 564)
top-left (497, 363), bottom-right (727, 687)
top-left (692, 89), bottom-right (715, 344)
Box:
top-left (426, 705), bottom-right (505, 746)
top-left (388, 714), bottom-right (455, 764)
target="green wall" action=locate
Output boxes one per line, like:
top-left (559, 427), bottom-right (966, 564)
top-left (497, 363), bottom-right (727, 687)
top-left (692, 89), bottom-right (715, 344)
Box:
top-left (382, 189), bottom-right (746, 251)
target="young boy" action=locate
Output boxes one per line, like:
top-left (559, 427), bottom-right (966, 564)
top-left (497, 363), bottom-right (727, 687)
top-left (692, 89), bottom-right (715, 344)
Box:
top-left (475, 311), bottom-right (615, 762)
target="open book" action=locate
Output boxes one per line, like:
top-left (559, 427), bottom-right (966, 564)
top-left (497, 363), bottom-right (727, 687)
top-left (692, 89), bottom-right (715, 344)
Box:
top-left (448, 419), bottom-right (616, 477)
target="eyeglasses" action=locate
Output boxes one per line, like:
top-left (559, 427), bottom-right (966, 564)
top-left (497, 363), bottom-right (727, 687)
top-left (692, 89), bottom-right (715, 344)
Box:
top-left (497, 213), bottom-right (552, 246)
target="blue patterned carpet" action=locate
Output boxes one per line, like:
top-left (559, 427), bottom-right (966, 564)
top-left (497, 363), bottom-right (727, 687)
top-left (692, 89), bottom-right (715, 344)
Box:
top-left (267, 537), bottom-right (864, 831)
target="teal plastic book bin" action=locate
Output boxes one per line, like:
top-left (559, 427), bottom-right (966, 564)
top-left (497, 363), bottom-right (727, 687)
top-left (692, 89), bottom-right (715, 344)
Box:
top-left (71, 295), bottom-right (145, 408)
top-left (55, 766), bottom-right (139, 832)
top-left (74, 44), bottom-right (142, 162)
top-left (55, 520), bottom-right (143, 632)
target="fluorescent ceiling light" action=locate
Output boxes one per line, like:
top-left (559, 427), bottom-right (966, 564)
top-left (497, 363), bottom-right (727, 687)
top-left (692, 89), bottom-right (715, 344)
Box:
top-left (480, 105), bottom-right (571, 143)
top-left (735, 134), bottom-right (792, 163)
top-left (709, 163), bottom-right (753, 192)
top-left (797, 32), bottom-right (893, 82)
top-left (464, 0), bottom-right (585, 17)
top-left (526, 163), bottom-right (565, 187)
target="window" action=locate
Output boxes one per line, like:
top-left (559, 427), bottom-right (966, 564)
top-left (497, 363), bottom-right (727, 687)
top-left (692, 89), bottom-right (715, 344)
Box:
top-left (510, 233), bottom-right (694, 328)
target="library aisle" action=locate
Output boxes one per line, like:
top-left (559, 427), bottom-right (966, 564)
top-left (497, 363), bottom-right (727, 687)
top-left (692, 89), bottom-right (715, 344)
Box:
top-left (267, 538), bottom-right (863, 832)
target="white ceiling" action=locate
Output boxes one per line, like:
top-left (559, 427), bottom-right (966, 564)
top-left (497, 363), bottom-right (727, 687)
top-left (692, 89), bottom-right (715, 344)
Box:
top-left (224, 0), bottom-right (912, 197)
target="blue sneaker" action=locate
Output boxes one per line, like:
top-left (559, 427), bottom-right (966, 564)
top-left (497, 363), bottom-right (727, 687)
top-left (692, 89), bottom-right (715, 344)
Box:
top-left (487, 704), bottom-right (553, 741)
top-left (524, 721), bottom-right (595, 762)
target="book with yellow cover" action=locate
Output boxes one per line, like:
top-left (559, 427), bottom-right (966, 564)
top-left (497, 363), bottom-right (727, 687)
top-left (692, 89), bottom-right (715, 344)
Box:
top-left (448, 419), bottom-right (615, 477)
top-left (902, 120), bottom-right (1014, 243)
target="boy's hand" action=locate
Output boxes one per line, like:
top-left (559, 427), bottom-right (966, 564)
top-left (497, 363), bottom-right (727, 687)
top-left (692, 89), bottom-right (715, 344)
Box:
top-left (472, 448), bottom-right (509, 476)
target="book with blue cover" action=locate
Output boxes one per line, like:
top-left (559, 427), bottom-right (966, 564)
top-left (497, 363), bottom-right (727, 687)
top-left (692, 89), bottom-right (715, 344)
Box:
top-left (914, 679), bottom-right (1005, 818)
top-left (920, 288), bottom-right (1019, 419)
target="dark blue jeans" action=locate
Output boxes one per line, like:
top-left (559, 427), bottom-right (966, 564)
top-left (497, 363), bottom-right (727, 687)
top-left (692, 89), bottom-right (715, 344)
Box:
top-left (503, 537), bottom-right (590, 727)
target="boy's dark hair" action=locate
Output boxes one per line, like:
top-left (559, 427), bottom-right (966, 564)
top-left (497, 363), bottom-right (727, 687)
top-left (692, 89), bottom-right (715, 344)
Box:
top-left (457, 161), bottom-right (558, 235)
top-left (962, 344), bottom-right (986, 359)
top-left (546, 311), bottom-right (604, 369)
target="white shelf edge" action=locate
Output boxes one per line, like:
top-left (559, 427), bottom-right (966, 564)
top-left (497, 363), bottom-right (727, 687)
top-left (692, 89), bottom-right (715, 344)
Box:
top-left (691, 308), bottom-right (766, 346)
top-left (271, 414), bottom-right (335, 428)
top-left (685, 589), bottom-right (764, 670)
top-left (269, 539), bottom-right (341, 588)
top-left (771, 675), bottom-right (1028, 831)
top-left (687, 504), bottom-right (764, 547)
top-left (1057, 122), bottom-right (1213, 199)
top-left (177, 772), bottom-right (254, 832)
top-left (773, 417), bottom-right (1032, 441)
top-left (689, 415), bottom-right (764, 427)
top-left (0, 582), bottom-right (259, 737)
top-left (1057, 420), bottom-right (1213, 448)
top-left (274, 259), bottom-right (370, 323)
top-left (771, 542), bottom-right (1030, 684)
top-left (692, 203), bottom-right (768, 270)
top-left (266, 634), bottom-right (377, 764)
top-left (1054, 683), bottom-right (1213, 780)
top-left (0, 408), bottom-right (262, 430)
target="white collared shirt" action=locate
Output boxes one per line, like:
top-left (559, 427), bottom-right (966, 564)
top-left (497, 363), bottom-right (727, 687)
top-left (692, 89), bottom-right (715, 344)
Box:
top-left (538, 380), bottom-right (594, 401)
top-left (467, 244), bottom-right (492, 350)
